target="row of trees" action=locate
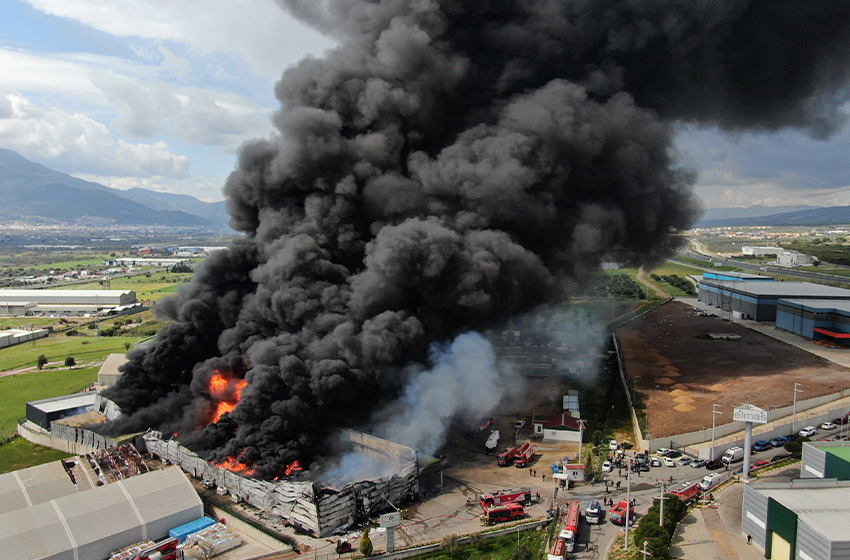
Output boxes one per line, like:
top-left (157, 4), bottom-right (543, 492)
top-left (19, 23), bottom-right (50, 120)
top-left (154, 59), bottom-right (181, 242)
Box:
top-left (629, 493), bottom-right (688, 559)
top-left (36, 355), bottom-right (76, 369)
top-left (650, 273), bottom-right (696, 295)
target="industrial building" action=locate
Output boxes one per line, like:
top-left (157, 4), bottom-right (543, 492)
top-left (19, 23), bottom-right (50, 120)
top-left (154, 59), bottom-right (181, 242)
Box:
top-left (98, 353), bottom-right (128, 386)
top-left (698, 278), bottom-right (850, 322)
top-left (777, 300), bottom-right (850, 346)
top-left (778, 251), bottom-right (815, 267)
top-left (0, 327), bottom-right (49, 349)
top-left (800, 441), bottom-right (850, 481)
top-left (743, 246), bottom-right (782, 256)
top-left (106, 257), bottom-right (191, 268)
top-left (741, 478), bottom-right (850, 560)
top-left (0, 288), bottom-right (137, 317)
top-left (0, 465), bottom-right (202, 560)
top-left (26, 392), bottom-right (97, 430)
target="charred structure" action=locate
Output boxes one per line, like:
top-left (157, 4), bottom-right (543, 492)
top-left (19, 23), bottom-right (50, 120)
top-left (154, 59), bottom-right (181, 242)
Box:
top-left (105, 1), bottom-right (850, 477)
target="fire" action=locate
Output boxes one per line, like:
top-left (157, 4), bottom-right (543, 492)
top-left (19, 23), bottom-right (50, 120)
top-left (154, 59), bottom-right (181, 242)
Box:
top-left (214, 455), bottom-right (256, 477)
top-left (284, 460), bottom-right (303, 476)
top-left (208, 371), bottom-right (248, 423)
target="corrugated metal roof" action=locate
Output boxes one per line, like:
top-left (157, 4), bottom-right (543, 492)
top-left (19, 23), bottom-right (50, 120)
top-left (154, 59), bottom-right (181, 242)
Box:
top-left (28, 392), bottom-right (97, 413)
top-left (700, 279), bottom-right (850, 298)
top-left (758, 485), bottom-right (850, 542)
top-left (779, 299), bottom-right (850, 314)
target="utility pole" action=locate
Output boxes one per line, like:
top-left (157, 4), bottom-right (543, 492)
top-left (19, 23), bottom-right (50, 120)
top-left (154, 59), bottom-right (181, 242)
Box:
top-left (577, 419), bottom-right (587, 465)
top-left (711, 404), bottom-right (724, 461)
top-left (625, 457), bottom-right (633, 549)
top-left (658, 481), bottom-right (666, 528)
top-left (793, 383), bottom-right (804, 434)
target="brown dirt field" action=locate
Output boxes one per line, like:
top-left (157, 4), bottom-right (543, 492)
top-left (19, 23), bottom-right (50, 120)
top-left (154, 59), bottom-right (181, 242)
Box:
top-left (616, 301), bottom-right (850, 439)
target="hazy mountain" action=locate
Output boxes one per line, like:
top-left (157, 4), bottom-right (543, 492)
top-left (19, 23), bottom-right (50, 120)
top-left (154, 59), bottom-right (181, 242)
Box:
top-left (0, 148), bottom-right (228, 229)
top-left (698, 206), bottom-right (850, 227)
top-left (696, 204), bottom-right (818, 225)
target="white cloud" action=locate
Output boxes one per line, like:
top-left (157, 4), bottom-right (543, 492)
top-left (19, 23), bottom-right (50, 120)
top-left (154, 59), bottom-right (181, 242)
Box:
top-left (91, 70), bottom-right (274, 150)
top-left (0, 91), bottom-right (188, 178)
top-left (26, 0), bottom-right (335, 78)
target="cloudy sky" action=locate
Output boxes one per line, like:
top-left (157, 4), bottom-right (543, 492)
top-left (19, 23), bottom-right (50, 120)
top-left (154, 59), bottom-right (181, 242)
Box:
top-left (1, 0), bottom-right (849, 209)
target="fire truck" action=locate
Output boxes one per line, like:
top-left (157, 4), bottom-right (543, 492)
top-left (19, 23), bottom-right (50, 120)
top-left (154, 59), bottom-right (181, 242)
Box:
top-left (481, 502), bottom-right (524, 525)
top-left (468, 417), bottom-right (493, 437)
top-left (609, 499), bottom-right (635, 526)
top-left (548, 536), bottom-right (567, 560)
top-left (478, 487), bottom-right (532, 508)
top-left (514, 441), bottom-right (536, 467)
top-left (669, 481), bottom-right (701, 504)
top-left (559, 501), bottom-right (582, 552)
top-left (497, 446), bottom-right (517, 466)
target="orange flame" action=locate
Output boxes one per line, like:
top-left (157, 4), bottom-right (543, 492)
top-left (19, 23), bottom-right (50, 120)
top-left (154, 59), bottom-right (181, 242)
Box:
top-left (284, 460), bottom-right (303, 476)
top-left (208, 371), bottom-right (248, 423)
top-left (214, 455), bottom-right (256, 477)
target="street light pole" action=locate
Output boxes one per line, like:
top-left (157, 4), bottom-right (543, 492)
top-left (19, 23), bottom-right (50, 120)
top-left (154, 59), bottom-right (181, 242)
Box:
top-left (577, 419), bottom-right (587, 465)
top-left (658, 481), bottom-right (666, 528)
top-left (711, 405), bottom-right (724, 461)
top-left (793, 383), bottom-right (804, 434)
top-left (625, 457), bottom-right (633, 549)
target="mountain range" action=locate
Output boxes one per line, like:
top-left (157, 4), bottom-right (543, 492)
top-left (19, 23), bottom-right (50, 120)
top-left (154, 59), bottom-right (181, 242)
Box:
top-left (695, 205), bottom-right (850, 228)
top-left (0, 148), bottom-right (229, 229)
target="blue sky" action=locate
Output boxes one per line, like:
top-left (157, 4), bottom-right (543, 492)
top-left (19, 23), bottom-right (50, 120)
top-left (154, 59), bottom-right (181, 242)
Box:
top-left (1, 0), bottom-right (848, 210)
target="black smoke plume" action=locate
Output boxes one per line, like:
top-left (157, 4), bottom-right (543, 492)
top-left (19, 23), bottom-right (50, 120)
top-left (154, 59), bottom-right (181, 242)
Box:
top-left (105, 0), bottom-right (850, 477)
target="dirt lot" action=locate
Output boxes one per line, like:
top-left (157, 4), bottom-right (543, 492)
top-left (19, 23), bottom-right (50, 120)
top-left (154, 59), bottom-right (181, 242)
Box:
top-left (616, 301), bottom-right (850, 439)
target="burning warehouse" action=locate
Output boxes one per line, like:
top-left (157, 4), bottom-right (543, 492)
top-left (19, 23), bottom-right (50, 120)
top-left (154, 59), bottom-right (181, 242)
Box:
top-left (101, 0), bottom-right (850, 502)
top-left (143, 428), bottom-right (420, 537)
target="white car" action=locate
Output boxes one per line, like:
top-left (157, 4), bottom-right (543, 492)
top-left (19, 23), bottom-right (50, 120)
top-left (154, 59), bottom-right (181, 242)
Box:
top-left (663, 457), bottom-right (676, 467)
top-left (656, 448), bottom-right (671, 456)
top-left (609, 440), bottom-right (619, 450)
top-left (821, 421), bottom-right (837, 430)
top-left (514, 420), bottom-right (526, 430)
top-left (677, 457), bottom-right (692, 467)
top-left (650, 457), bottom-right (661, 467)
top-left (799, 426), bottom-right (817, 438)
top-left (602, 461), bottom-right (612, 473)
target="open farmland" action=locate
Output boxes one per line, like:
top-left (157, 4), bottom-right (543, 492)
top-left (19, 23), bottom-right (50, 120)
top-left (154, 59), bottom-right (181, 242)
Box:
top-left (617, 301), bottom-right (850, 439)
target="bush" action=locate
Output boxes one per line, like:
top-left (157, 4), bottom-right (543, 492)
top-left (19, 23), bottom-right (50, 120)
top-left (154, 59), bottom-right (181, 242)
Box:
top-left (469, 532), bottom-right (486, 550)
top-left (359, 528), bottom-right (373, 557)
top-left (441, 535), bottom-right (460, 557)
top-left (591, 430), bottom-right (605, 446)
top-left (511, 543), bottom-right (534, 560)
top-left (64, 357), bottom-right (76, 367)
top-left (37, 355), bottom-right (48, 370)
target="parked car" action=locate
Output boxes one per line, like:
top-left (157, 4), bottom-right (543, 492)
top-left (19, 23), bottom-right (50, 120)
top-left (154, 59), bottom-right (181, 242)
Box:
top-left (602, 461), bottom-right (612, 473)
top-left (638, 463), bottom-right (650, 472)
top-left (832, 434), bottom-right (849, 441)
top-left (834, 416), bottom-right (849, 425)
top-left (799, 426), bottom-right (817, 438)
top-left (677, 457), bottom-right (692, 467)
top-left (721, 447), bottom-right (744, 465)
top-left (621, 441), bottom-right (633, 450)
top-left (753, 460), bottom-right (769, 469)
top-left (786, 433), bottom-right (800, 441)
top-left (609, 440), bottom-right (619, 450)
top-left (650, 457), bottom-right (661, 467)
top-left (666, 450), bottom-right (683, 459)
top-left (821, 421), bottom-right (837, 430)
top-left (656, 448), bottom-right (671, 456)
top-left (663, 457), bottom-right (676, 467)
top-left (705, 460), bottom-right (725, 470)
top-left (700, 472), bottom-right (723, 490)
top-left (691, 459), bottom-right (708, 468)
top-left (771, 453), bottom-right (793, 463)
top-left (770, 436), bottom-right (789, 448)
top-left (514, 420), bottom-right (526, 429)
top-left (752, 440), bottom-right (772, 452)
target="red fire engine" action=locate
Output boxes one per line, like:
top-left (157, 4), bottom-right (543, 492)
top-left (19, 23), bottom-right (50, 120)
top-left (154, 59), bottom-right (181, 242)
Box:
top-left (478, 487), bottom-right (532, 508)
top-left (558, 500), bottom-right (581, 552)
top-left (497, 446), bottom-right (517, 466)
top-left (514, 441), bottom-right (535, 467)
top-left (669, 481), bottom-right (701, 504)
top-left (480, 502), bottom-right (524, 525)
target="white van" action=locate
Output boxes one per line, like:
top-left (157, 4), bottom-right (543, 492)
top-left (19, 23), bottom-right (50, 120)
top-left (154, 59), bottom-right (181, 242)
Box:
top-left (700, 473), bottom-right (723, 491)
top-left (721, 446), bottom-right (744, 465)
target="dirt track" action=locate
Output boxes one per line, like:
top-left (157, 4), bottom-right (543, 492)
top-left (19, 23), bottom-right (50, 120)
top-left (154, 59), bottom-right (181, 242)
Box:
top-left (616, 301), bottom-right (850, 439)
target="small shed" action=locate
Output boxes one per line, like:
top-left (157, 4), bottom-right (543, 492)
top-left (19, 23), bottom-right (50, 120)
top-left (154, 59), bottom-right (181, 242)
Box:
top-left (26, 392), bottom-right (97, 430)
top-left (532, 413), bottom-right (581, 443)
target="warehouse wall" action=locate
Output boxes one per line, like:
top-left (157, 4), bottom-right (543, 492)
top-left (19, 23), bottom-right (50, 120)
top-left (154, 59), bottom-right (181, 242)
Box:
top-left (801, 444), bottom-right (828, 478)
top-left (742, 485), bottom-right (769, 552)
top-left (796, 521), bottom-right (831, 560)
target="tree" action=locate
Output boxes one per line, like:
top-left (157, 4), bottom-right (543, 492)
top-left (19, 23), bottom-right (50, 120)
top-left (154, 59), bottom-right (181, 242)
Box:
top-left (359, 528), bottom-right (373, 557)
top-left (64, 356), bottom-right (76, 367)
top-left (37, 354), bottom-right (48, 370)
top-left (124, 342), bottom-right (132, 351)
top-left (469, 532), bottom-right (486, 550)
top-left (591, 430), bottom-right (605, 446)
top-left (511, 543), bottom-right (534, 560)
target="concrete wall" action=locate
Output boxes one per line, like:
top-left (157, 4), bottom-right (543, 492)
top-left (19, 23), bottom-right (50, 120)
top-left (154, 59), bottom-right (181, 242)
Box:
top-left (542, 429), bottom-right (580, 443)
top-left (17, 420), bottom-right (118, 455)
top-left (647, 390), bottom-right (850, 456)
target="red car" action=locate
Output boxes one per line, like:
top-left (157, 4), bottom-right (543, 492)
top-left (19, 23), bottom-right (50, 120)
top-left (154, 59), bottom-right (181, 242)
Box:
top-left (753, 460), bottom-right (769, 469)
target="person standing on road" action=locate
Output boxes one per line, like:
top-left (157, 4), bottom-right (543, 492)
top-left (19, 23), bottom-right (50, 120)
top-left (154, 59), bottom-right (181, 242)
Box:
top-left (747, 534), bottom-right (752, 545)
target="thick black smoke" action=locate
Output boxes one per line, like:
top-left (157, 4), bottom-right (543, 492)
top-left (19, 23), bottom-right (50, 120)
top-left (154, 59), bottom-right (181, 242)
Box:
top-left (105, 0), bottom-right (850, 477)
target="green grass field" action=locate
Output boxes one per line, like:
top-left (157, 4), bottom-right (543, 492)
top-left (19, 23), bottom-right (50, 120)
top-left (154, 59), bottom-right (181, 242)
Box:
top-left (0, 437), bottom-right (72, 474)
top-left (0, 335), bottom-right (141, 373)
top-left (59, 271), bottom-right (192, 302)
top-left (0, 365), bottom-right (100, 438)
top-left (643, 262), bottom-right (705, 297)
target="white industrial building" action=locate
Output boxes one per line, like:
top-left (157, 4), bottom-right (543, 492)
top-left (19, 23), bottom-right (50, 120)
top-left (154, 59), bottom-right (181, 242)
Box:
top-left (0, 328), bottom-right (49, 349)
top-left (98, 353), bottom-right (128, 387)
top-left (0, 465), bottom-right (202, 560)
top-left (742, 246), bottom-right (781, 256)
top-left (0, 289), bottom-right (136, 317)
top-left (106, 258), bottom-right (191, 267)
top-left (778, 251), bottom-right (814, 267)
